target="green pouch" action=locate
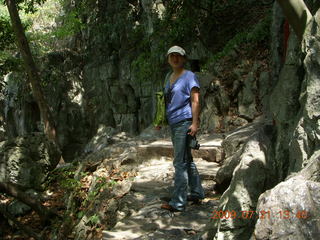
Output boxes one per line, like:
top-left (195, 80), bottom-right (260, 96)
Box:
top-left (153, 72), bottom-right (171, 127)
top-left (153, 91), bottom-right (168, 126)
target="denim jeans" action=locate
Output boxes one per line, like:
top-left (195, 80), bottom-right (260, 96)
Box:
top-left (169, 120), bottom-right (205, 211)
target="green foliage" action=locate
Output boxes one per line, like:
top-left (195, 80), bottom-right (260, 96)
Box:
top-left (53, 7), bottom-right (84, 39)
top-left (87, 214), bottom-right (100, 226)
top-left (86, 177), bottom-right (107, 201)
top-left (246, 15), bottom-right (272, 42)
top-left (0, 13), bottom-right (20, 76)
top-left (206, 14), bottom-right (271, 66)
top-left (161, 1), bottom-right (196, 43)
top-left (0, 0), bottom-right (49, 77)
top-left (108, 179), bottom-right (118, 186)
top-left (0, 53), bottom-right (23, 77)
top-left (14, 0), bottom-right (47, 14)
top-left (1, 0), bottom-right (47, 14)
top-left (47, 165), bottom-right (82, 191)
top-left (131, 52), bottom-right (154, 84)
top-left (0, 15), bottom-right (14, 51)
top-left (77, 210), bottom-right (85, 219)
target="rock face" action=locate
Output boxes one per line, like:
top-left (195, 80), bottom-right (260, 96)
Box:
top-left (251, 10), bottom-right (320, 240)
top-left (3, 51), bottom-right (87, 161)
top-left (204, 4), bottom-right (320, 240)
top-left (269, 30), bottom-right (304, 181)
top-left (3, 72), bottom-right (41, 138)
top-left (0, 133), bottom-right (61, 189)
top-left (0, 1), bottom-right (271, 159)
top-left (254, 151), bottom-right (320, 239)
top-left (255, 178), bottom-right (320, 239)
top-left (215, 120), bottom-right (265, 192)
top-left (206, 123), bottom-right (274, 240)
top-left (237, 66), bottom-right (258, 121)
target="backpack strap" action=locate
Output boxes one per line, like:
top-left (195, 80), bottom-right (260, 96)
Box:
top-left (163, 72), bottom-right (172, 91)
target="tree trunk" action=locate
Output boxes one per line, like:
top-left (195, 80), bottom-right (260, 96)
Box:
top-left (276, 0), bottom-right (312, 40)
top-left (5, 0), bottom-right (58, 144)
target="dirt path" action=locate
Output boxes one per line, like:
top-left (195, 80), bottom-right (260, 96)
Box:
top-left (102, 136), bottom-right (222, 240)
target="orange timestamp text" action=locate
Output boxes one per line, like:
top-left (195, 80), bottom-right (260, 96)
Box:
top-left (210, 210), bottom-right (309, 220)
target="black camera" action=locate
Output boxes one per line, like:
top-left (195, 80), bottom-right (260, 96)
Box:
top-left (187, 130), bottom-right (200, 150)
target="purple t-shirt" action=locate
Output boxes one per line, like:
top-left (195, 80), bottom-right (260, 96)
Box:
top-left (164, 70), bottom-right (200, 125)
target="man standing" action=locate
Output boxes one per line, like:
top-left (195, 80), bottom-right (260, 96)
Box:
top-left (160, 46), bottom-right (205, 212)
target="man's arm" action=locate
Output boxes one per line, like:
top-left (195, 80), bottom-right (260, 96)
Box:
top-left (189, 87), bottom-right (200, 136)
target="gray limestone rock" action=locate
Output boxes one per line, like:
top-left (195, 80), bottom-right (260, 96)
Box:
top-left (6, 189), bottom-right (40, 216)
top-left (288, 11), bottom-right (320, 174)
top-left (84, 124), bottom-right (116, 153)
top-left (258, 71), bottom-right (270, 113)
top-left (207, 125), bottom-right (273, 240)
top-left (215, 120), bottom-right (265, 192)
top-left (251, 10), bottom-right (320, 240)
top-left (270, 32), bottom-right (302, 127)
top-left (199, 74), bottom-right (230, 133)
top-left (114, 113), bottom-right (139, 134)
top-left (268, 27), bottom-right (304, 181)
top-left (254, 151), bottom-right (320, 240)
top-left (254, 177), bottom-right (320, 240)
top-left (238, 70), bottom-right (258, 120)
top-left (221, 121), bottom-right (263, 159)
top-left (0, 133), bottom-right (61, 189)
top-left (138, 125), bottom-right (171, 141)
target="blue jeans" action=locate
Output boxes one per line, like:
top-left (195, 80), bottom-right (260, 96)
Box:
top-left (169, 120), bottom-right (205, 211)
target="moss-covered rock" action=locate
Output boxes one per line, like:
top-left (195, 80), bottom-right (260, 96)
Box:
top-left (0, 133), bottom-right (61, 189)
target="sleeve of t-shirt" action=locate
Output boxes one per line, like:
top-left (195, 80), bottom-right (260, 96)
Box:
top-left (187, 72), bottom-right (200, 94)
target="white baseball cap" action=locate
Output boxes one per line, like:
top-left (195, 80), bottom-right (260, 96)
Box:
top-left (167, 46), bottom-right (186, 56)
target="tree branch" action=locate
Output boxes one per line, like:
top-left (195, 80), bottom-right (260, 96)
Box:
top-left (276, 0), bottom-right (312, 40)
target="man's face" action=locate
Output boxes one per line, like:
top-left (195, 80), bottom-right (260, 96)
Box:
top-left (168, 53), bottom-right (185, 69)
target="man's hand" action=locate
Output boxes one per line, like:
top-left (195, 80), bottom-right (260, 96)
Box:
top-left (188, 123), bottom-right (198, 136)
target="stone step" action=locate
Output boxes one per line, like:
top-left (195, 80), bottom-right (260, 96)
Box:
top-left (137, 135), bottom-right (224, 163)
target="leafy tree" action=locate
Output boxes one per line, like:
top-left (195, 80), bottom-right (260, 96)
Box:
top-left (4, 0), bottom-right (59, 145)
top-left (0, 15), bottom-right (14, 50)
top-left (0, 7), bottom-right (18, 78)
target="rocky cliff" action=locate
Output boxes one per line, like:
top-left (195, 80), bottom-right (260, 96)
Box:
top-left (205, 2), bottom-right (320, 239)
top-left (0, 0), bottom-right (272, 161)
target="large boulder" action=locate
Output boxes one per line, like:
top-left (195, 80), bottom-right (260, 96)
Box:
top-left (254, 151), bottom-right (320, 239)
top-left (206, 124), bottom-right (274, 240)
top-left (0, 133), bottom-right (61, 190)
top-left (215, 120), bottom-right (265, 192)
